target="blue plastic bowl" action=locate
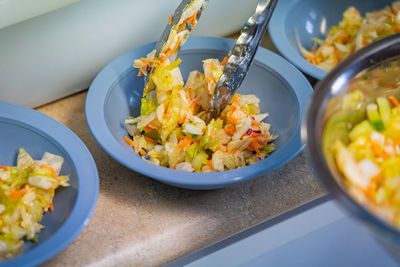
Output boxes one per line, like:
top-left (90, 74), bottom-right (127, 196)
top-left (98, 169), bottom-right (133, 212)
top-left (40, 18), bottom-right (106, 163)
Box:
top-left (85, 36), bottom-right (313, 190)
top-left (0, 103), bottom-right (98, 267)
top-left (269, 0), bottom-right (394, 80)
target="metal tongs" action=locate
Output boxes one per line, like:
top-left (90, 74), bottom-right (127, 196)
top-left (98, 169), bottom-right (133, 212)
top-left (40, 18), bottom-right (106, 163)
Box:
top-left (146, 0), bottom-right (278, 121)
top-left (205, 0), bottom-right (278, 122)
top-left (144, 0), bottom-right (209, 88)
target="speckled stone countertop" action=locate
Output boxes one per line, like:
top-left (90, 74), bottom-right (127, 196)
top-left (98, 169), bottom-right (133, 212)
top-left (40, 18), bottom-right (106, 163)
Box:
top-left (37, 34), bottom-right (325, 266)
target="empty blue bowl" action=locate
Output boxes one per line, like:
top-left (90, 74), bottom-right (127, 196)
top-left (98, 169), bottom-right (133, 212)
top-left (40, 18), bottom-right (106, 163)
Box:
top-left (85, 36), bottom-right (313, 190)
top-left (0, 103), bottom-right (98, 267)
top-left (269, 0), bottom-right (394, 80)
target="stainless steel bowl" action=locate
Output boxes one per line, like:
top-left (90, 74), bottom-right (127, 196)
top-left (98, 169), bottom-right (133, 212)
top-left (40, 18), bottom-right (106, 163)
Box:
top-left (305, 33), bottom-right (400, 256)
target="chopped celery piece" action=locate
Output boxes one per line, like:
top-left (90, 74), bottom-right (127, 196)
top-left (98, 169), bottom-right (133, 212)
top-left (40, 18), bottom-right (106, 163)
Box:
top-left (348, 120), bottom-right (373, 141)
top-left (377, 97), bottom-right (391, 128)
top-left (367, 103), bottom-right (384, 131)
top-left (192, 151), bottom-right (208, 172)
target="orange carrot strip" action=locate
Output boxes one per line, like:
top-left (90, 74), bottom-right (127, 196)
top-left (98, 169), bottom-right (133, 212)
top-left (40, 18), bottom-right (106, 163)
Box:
top-left (164, 35), bottom-right (182, 58)
top-left (144, 126), bottom-right (154, 133)
top-left (220, 56), bottom-right (228, 66)
top-left (177, 136), bottom-right (192, 150)
top-left (41, 164), bottom-right (56, 177)
top-left (137, 70), bottom-right (143, 77)
top-left (182, 12), bottom-right (198, 27)
top-left (256, 138), bottom-right (265, 145)
top-left (210, 62), bottom-right (215, 71)
top-left (368, 137), bottom-right (389, 159)
top-left (124, 136), bottom-right (136, 148)
top-left (0, 166), bottom-right (11, 171)
top-left (139, 149), bottom-right (147, 156)
top-left (169, 14), bottom-right (173, 25)
top-left (49, 202), bottom-right (54, 212)
top-left (224, 125), bottom-right (236, 135)
top-left (215, 144), bottom-right (224, 151)
top-left (251, 119), bottom-right (260, 126)
top-left (388, 96), bottom-right (399, 107)
top-left (228, 148), bottom-right (239, 154)
top-left (9, 186), bottom-right (28, 200)
top-left (144, 136), bottom-right (157, 143)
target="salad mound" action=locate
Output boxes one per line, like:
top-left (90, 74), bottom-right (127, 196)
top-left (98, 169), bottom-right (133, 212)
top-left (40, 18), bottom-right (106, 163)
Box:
top-left (302, 1), bottom-right (400, 71)
top-left (0, 149), bottom-right (69, 260)
top-left (325, 89), bottom-right (400, 227)
top-left (124, 57), bottom-right (277, 172)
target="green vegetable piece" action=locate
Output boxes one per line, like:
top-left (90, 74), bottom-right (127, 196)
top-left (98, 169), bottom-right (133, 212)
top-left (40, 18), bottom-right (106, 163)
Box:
top-left (377, 97), bottom-right (391, 128)
top-left (144, 129), bottom-right (160, 141)
top-left (367, 103), bottom-right (385, 131)
top-left (348, 120), bottom-right (373, 141)
top-left (192, 151), bottom-right (208, 172)
top-left (323, 109), bottom-right (365, 159)
top-left (140, 97), bottom-right (157, 116)
top-left (185, 143), bottom-right (199, 162)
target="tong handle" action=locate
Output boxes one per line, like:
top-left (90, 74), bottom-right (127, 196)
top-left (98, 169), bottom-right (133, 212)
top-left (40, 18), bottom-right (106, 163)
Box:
top-left (206, 0), bottom-right (278, 121)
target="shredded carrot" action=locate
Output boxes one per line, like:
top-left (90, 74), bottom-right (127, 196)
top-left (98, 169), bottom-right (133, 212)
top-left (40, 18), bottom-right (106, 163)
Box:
top-left (220, 56), bottom-right (229, 66)
top-left (144, 136), bottom-right (157, 143)
top-left (368, 137), bottom-right (389, 159)
top-left (169, 14), bottom-right (173, 25)
top-left (177, 136), bottom-right (186, 141)
top-left (251, 119), bottom-right (260, 126)
top-left (206, 77), bottom-right (214, 84)
top-left (388, 96), bottom-right (399, 107)
top-left (210, 62), bottom-right (215, 71)
top-left (333, 56), bottom-right (338, 66)
top-left (137, 70), bottom-right (143, 77)
top-left (181, 12), bottom-right (198, 28)
top-left (41, 164), bottom-right (56, 177)
top-left (164, 35), bottom-right (182, 58)
top-left (177, 136), bottom-right (192, 150)
top-left (229, 148), bottom-right (239, 154)
top-left (49, 202), bottom-right (54, 212)
top-left (224, 125), bottom-right (236, 135)
top-left (215, 144), bottom-right (224, 151)
top-left (124, 136), bottom-right (136, 148)
top-left (144, 126), bottom-right (154, 133)
top-left (207, 159), bottom-right (213, 165)
top-left (0, 166), bottom-right (11, 171)
top-left (255, 137), bottom-right (265, 145)
top-left (139, 149), bottom-right (147, 156)
top-left (179, 109), bottom-right (188, 124)
top-left (137, 134), bottom-right (157, 143)
top-left (9, 186), bottom-right (28, 200)
top-left (202, 165), bottom-right (214, 172)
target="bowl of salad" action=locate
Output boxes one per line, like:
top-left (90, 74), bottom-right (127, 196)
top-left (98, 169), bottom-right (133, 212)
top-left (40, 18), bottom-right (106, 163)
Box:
top-left (269, 0), bottom-right (400, 80)
top-left (306, 34), bottom-right (400, 255)
top-left (0, 103), bottom-right (98, 266)
top-left (85, 36), bottom-right (313, 190)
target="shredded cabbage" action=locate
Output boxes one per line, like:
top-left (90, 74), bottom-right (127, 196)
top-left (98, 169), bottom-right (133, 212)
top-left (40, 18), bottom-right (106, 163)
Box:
top-left (0, 149), bottom-right (69, 260)
top-left (125, 55), bottom-right (277, 172)
top-left (326, 91), bottom-right (400, 227)
top-left (303, 2), bottom-right (400, 71)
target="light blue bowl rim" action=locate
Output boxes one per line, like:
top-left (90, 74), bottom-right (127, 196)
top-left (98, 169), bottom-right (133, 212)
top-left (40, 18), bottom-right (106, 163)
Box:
top-left (85, 36), bottom-right (313, 189)
top-left (0, 102), bottom-right (99, 267)
top-left (268, 0), bottom-right (327, 80)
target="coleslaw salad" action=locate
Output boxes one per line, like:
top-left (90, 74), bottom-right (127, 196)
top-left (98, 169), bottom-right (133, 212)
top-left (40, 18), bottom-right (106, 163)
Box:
top-left (0, 149), bottom-right (68, 260)
top-left (302, 1), bottom-right (400, 71)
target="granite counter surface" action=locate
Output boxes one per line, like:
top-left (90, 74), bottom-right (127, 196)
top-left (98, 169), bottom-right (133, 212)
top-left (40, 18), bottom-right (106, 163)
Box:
top-left (36, 35), bottom-right (325, 266)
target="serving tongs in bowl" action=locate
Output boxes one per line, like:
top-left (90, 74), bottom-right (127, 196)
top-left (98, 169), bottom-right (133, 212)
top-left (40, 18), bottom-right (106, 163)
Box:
top-left (205, 0), bottom-right (278, 122)
top-left (144, 0), bottom-right (278, 121)
top-left (143, 0), bottom-right (209, 89)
